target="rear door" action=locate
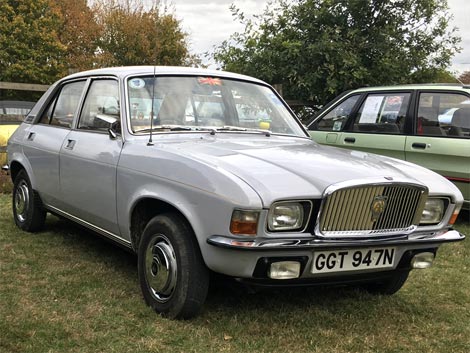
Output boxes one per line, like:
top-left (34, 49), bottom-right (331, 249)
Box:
top-left (405, 90), bottom-right (470, 204)
top-left (59, 78), bottom-right (123, 234)
top-left (21, 80), bottom-right (86, 207)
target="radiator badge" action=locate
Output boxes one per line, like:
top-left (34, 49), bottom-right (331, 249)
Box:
top-left (371, 195), bottom-right (388, 220)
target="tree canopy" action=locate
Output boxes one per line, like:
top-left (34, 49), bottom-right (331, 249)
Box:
top-left (0, 0), bottom-right (197, 85)
top-left (213, 0), bottom-right (461, 106)
top-left (0, 0), bottom-right (66, 84)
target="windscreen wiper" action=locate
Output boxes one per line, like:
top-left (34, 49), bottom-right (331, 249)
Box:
top-left (215, 125), bottom-right (271, 136)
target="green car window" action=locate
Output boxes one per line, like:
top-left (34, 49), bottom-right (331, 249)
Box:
top-left (353, 93), bottom-right (410, 134)
top-left (418, 92), bottom-right (470, 138)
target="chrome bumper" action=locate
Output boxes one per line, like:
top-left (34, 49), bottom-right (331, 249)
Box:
top-left (207, 229), bottom-right (465, 251)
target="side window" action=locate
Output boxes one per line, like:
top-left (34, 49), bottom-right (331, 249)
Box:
top-left (78, 80), bottom-right (120, 132)
top-left (315, 95), bottom-right (360, 131)
top-left (417, 92), bottom-right (470, 138)
top-left (40, 81), bottom-right (86, 128)
top-left (353, 93), bottom-right (410, 134)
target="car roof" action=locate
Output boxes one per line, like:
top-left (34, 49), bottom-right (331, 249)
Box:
top-left (351, 83), bottom-right (470, 93)
top-left (61, 66), bottom-right (266, 85)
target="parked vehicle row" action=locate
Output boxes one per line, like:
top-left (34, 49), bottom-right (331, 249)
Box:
top-left (308, 84), bottom-right (470, 210)
top-left (4, 67), bottom-right (465, 318)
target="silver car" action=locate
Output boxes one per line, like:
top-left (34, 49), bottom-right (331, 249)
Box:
top-left (5, 67), bottom-right (465, 319)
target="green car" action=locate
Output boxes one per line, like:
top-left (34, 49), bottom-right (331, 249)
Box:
top-left (308, 84), bottom-right (470, 210)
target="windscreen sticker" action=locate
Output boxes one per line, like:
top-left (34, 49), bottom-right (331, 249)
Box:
top-left (129, 78), bottom-right (145, 89)
top-left (198, 77), bottom-right (222, 85)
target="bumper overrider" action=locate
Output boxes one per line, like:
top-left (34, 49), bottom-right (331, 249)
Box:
top-left (206, 229), bottom-right (464, 284)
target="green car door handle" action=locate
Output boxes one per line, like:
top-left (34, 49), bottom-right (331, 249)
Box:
top-left (344, 137), bottom-right (356, 143)
top-left (412, 142), bottom-right (427, 149)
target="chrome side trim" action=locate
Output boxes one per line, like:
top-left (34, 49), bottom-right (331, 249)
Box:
top-left (45, 204), bottom-right (132, 248)
top-left (207, 229), bottom-right (464, 251)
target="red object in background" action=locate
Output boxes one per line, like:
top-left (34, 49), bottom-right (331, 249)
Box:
top-left (198, 77), bottom-right (222, 86)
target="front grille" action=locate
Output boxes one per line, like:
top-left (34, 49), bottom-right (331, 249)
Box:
top-left (319, 184), bottom-right (427, 237)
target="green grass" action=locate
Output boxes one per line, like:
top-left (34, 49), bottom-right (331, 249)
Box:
top-left (0, 193), bottom-right (469, 353)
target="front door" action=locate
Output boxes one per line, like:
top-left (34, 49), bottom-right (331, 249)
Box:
top-left (59, 79), bottom-right (123, 235)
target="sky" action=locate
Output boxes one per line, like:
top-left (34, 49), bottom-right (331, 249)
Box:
top-left (162, 0), bottom-right (470, 75)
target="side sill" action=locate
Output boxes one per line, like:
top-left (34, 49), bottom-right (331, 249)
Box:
top-left (45, 204), bottom-right (132, 249)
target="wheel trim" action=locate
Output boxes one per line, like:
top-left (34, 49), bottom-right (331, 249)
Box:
top-left (14, 180), bottom-right (30, 223)
top-left (145, 234), bottom-right (177, 303)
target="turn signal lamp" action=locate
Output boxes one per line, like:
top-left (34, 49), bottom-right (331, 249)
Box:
top-left (230, 210), bottom-right (259, 235)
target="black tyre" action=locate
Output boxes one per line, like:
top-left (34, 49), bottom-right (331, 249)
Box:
top-left (362, 270), bottom-right (410, 295)
top-left (12, 170), bottom-right (46, 232)
top-left (138, 213), bottom-right (209, 319)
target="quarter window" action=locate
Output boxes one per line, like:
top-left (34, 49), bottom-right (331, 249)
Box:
top-left (353, 93), bottom-right (410, 134)
top-left (417, 92), bottom-right (470, 138)
top-left (78, 80), bottom-right (120, 132)
top-left (315, 95), bottom-right (360, 131)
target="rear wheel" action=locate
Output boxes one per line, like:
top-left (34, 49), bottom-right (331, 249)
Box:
top-left (362, 270), bottom-right (410, 295)
top-left (138, 213), bottom-right (209, 319)
top-left (12, 170), bottom-right (46, 232)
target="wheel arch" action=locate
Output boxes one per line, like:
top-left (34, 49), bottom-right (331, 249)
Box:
top-left (129, 197), bottom-right (198, 253)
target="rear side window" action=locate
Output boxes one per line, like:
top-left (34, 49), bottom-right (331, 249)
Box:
top-left (314, 95), bottom-right (360, 131)
top-left (417, 92), bottom-right (470, 138)
top-left (38, 81), bottom-right (86, 128)
top-left (352, 93), bottom-right (410, 134)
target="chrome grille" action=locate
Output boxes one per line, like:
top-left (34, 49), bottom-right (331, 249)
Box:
top-left (319, 184), bottom-right (427, 237)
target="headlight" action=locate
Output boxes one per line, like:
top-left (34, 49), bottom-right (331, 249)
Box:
top-left (268, 202), bottom-right (305, 231)
top-left (420, 198), bottom-right (445, 225)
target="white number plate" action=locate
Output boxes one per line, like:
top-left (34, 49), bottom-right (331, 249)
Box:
top-left (311, 247), bottom-right (396, 274)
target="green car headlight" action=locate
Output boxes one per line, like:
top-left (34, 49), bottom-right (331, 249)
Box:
top-left (420, 198), bottom-right (445, 225)
top-left (268, 202), bottom-right (305, 231)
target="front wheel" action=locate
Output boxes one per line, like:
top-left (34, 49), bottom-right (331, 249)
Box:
top-left (138, 213), bottom-right (209, 319)
top-left (362, 270), bottom-right (410, 295)
top-left (12, 170), bottom-right (46, 232)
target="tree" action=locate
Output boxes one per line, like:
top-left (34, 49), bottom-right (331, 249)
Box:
top-left (53, 0), bottom-right (102, 73)
top-left (0, 0), bottom-right (66, 84)
top-left (95, 0), bottom-right (198, 67)
top-left (214, 0), bottom-right (461, 106)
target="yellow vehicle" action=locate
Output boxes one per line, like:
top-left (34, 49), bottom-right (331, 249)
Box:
top-left (0, 101), bottom-right (35, 165)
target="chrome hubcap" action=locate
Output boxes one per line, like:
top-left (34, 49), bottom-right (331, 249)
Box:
top-left (145, 234), bottom-right (177, 302)
top-left (14, 180), bottom-right (29, 222)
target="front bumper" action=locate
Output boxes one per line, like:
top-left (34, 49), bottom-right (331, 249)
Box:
top-left (207, 229), bottom-right (464, 251)
top-left (203, 229), bottom-right (464, 280)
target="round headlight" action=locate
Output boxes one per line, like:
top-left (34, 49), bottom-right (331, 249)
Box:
top-left (268, 202), bottom-right (304, 231)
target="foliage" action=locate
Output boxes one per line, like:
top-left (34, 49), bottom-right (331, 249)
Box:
top-left (213, 0), bottom-right (461, 105)
top-left (53, 0), bottom-right (102, 73)
top-left (0, 0), bottom-right (199, 85)
top-left (93, 0), bottom-right (198, 67)
top-left (458, 71), bottom-right (470, 84)
top-left (0, 0), bottom-right (66, 84)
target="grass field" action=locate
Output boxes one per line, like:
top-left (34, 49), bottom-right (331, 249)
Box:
top-left (0, 193), bottom-right (469, 353)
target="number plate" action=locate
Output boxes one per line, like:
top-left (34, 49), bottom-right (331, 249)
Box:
top-left (311, 247), bottom-right (396, 274)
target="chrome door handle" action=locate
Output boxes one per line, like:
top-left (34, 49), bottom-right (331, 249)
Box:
top-left (27, 132), bottom-right (35, 141)
top-left (65, 139), bottom-right (76, 150)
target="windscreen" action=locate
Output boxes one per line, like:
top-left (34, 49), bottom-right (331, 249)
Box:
top-left (127, 76), bottom-right (305, 136)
